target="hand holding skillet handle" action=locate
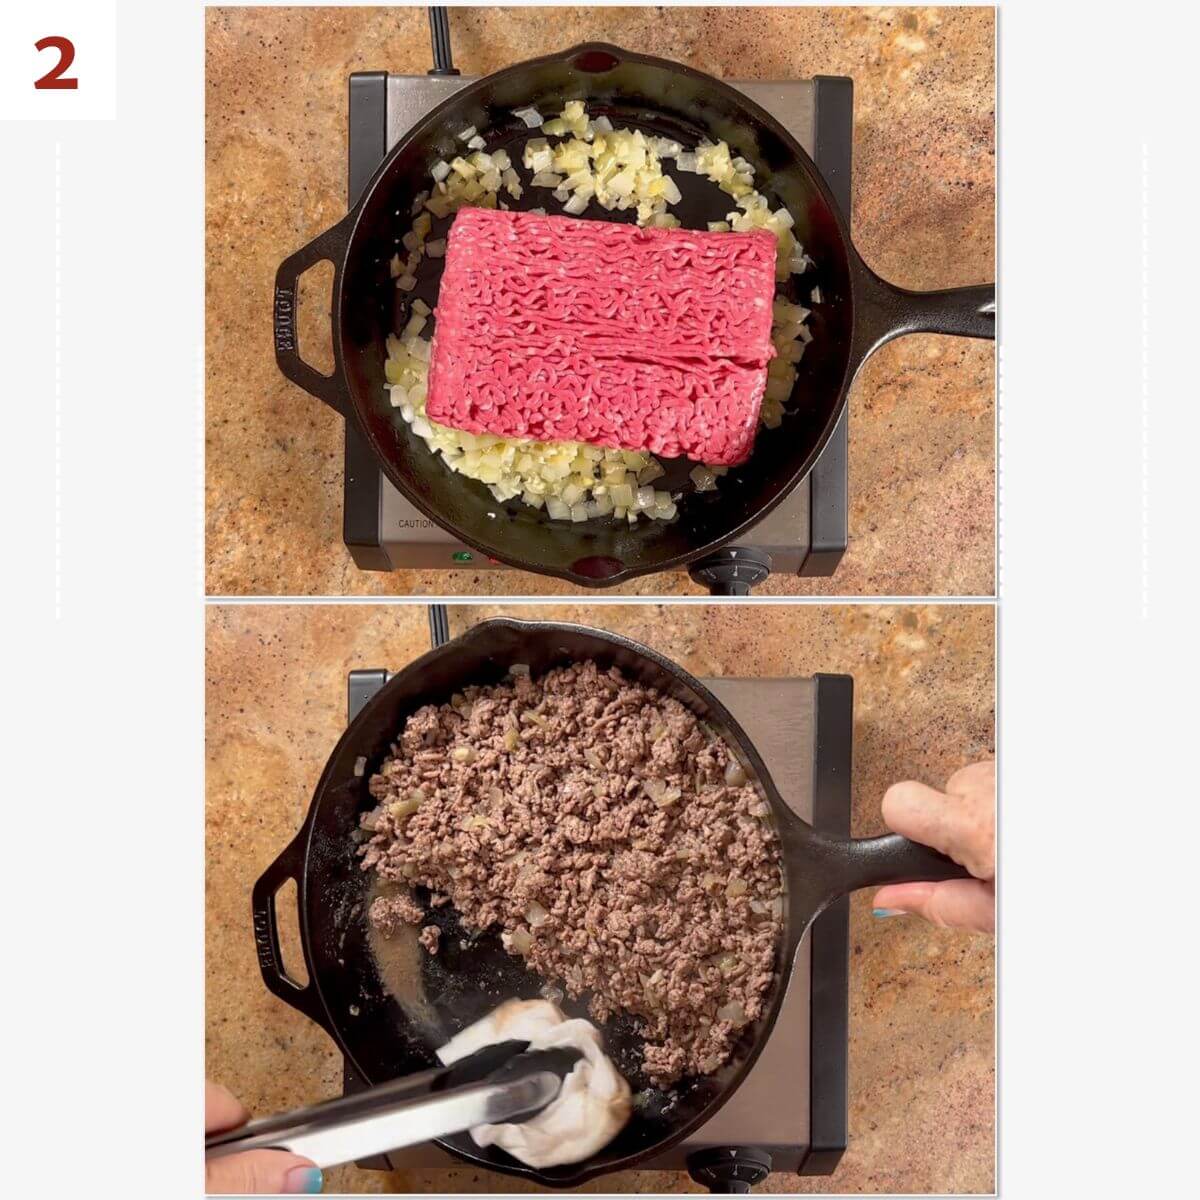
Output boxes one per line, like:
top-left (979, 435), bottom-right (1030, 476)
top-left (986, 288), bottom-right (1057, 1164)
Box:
top-left (875, 761), bottom-right (996, 932)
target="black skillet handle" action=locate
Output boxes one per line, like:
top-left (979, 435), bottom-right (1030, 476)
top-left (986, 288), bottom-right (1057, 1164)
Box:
top-left (823, 831), bottom-right (972, 895)
top-left (273, 217), bottom-right (354, 417)
top-left (251, 830), bottom-right (333, 1037)
top-left (851, 255), bottom-right (995, 363)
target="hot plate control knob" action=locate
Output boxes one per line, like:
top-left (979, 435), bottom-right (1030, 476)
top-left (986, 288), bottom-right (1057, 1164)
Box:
top-left (689, 548), bottom-right (772, 596)
top-left (686, 1146), bottom-right (773, 1194)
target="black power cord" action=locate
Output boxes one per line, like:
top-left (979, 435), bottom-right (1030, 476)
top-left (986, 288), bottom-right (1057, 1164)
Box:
top-left (428, 7), bottom-right (460, 76)
top-left (428, 604), bottom-right (451, 649)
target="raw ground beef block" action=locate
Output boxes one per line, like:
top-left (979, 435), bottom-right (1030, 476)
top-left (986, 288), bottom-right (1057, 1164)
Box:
top-left (426, 208), bottom-right (778, 466)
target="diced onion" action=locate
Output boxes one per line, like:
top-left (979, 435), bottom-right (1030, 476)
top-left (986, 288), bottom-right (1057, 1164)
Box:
top-left (610, 482), bottom-right (634, 508)
top-left (724, 760), bottom-right (748, 786)
top-left (513, 106), bottom-right (543, 128)
top-left (717, 1000), bottom-right (747, 1027)
top-left (506, 926), bottom-right (534, 955)
top-left (526, 901), bottom-right (550, 927)
top-left (690, 465), bottom-right (718, 492)
top-left (501, 167), bottom-right (522, 197)
top-left (457, 125), bottom-right (477, 142)
top-left (424, 239), bottom-right (446, 258)
top-left (645, 779), bottom-right (682, 808)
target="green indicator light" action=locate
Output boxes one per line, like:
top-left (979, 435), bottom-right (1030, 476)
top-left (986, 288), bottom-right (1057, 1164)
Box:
top-left (452, 551), bottom-right (473, 563)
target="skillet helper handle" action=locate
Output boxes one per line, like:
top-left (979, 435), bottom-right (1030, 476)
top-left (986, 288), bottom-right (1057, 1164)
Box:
top-left (852, 258), bottom-right (995, 359)
top-left (828, 832), bottom-right (972, 895)
top-left (273, 218), bottom-right (353, 416)
top-left (251, 832), bottom-right (331, 1036)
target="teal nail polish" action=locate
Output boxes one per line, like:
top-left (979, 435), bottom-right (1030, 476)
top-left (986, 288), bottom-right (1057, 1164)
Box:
top-left (873, 908), bottom-right (905, 918)
top-left (284, 1166), bottom-right (323, 1194)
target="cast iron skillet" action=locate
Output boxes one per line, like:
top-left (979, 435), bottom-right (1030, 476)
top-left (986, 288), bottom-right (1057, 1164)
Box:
top-left (274, 43), bottom-right (994, 589)
top-left (252, 619), bottom-right (969, 1187)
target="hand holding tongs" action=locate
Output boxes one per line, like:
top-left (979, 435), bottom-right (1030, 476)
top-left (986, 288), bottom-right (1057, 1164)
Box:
top-left (205, 1040), bottom-right (578, 1170)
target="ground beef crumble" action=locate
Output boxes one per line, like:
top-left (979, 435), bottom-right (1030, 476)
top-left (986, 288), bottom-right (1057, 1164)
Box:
top-left (358, 661), bottom-right (783, 1086)
top-left (369, 892), bottom-right (424, 935)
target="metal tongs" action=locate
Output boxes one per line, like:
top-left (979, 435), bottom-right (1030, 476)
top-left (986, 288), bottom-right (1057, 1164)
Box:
top-left (205, 1040), bottom-right (580, 1170)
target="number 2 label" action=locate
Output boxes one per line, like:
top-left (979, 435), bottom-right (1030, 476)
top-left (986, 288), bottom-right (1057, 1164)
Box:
top-left (34, 36), bottom-right (78, 90)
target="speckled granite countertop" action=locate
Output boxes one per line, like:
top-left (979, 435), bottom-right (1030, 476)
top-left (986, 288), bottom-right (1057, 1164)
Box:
top-left (205, 6), bottom-right (994, 597)
top-left (206, 603), bottom-right (995, 1192)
